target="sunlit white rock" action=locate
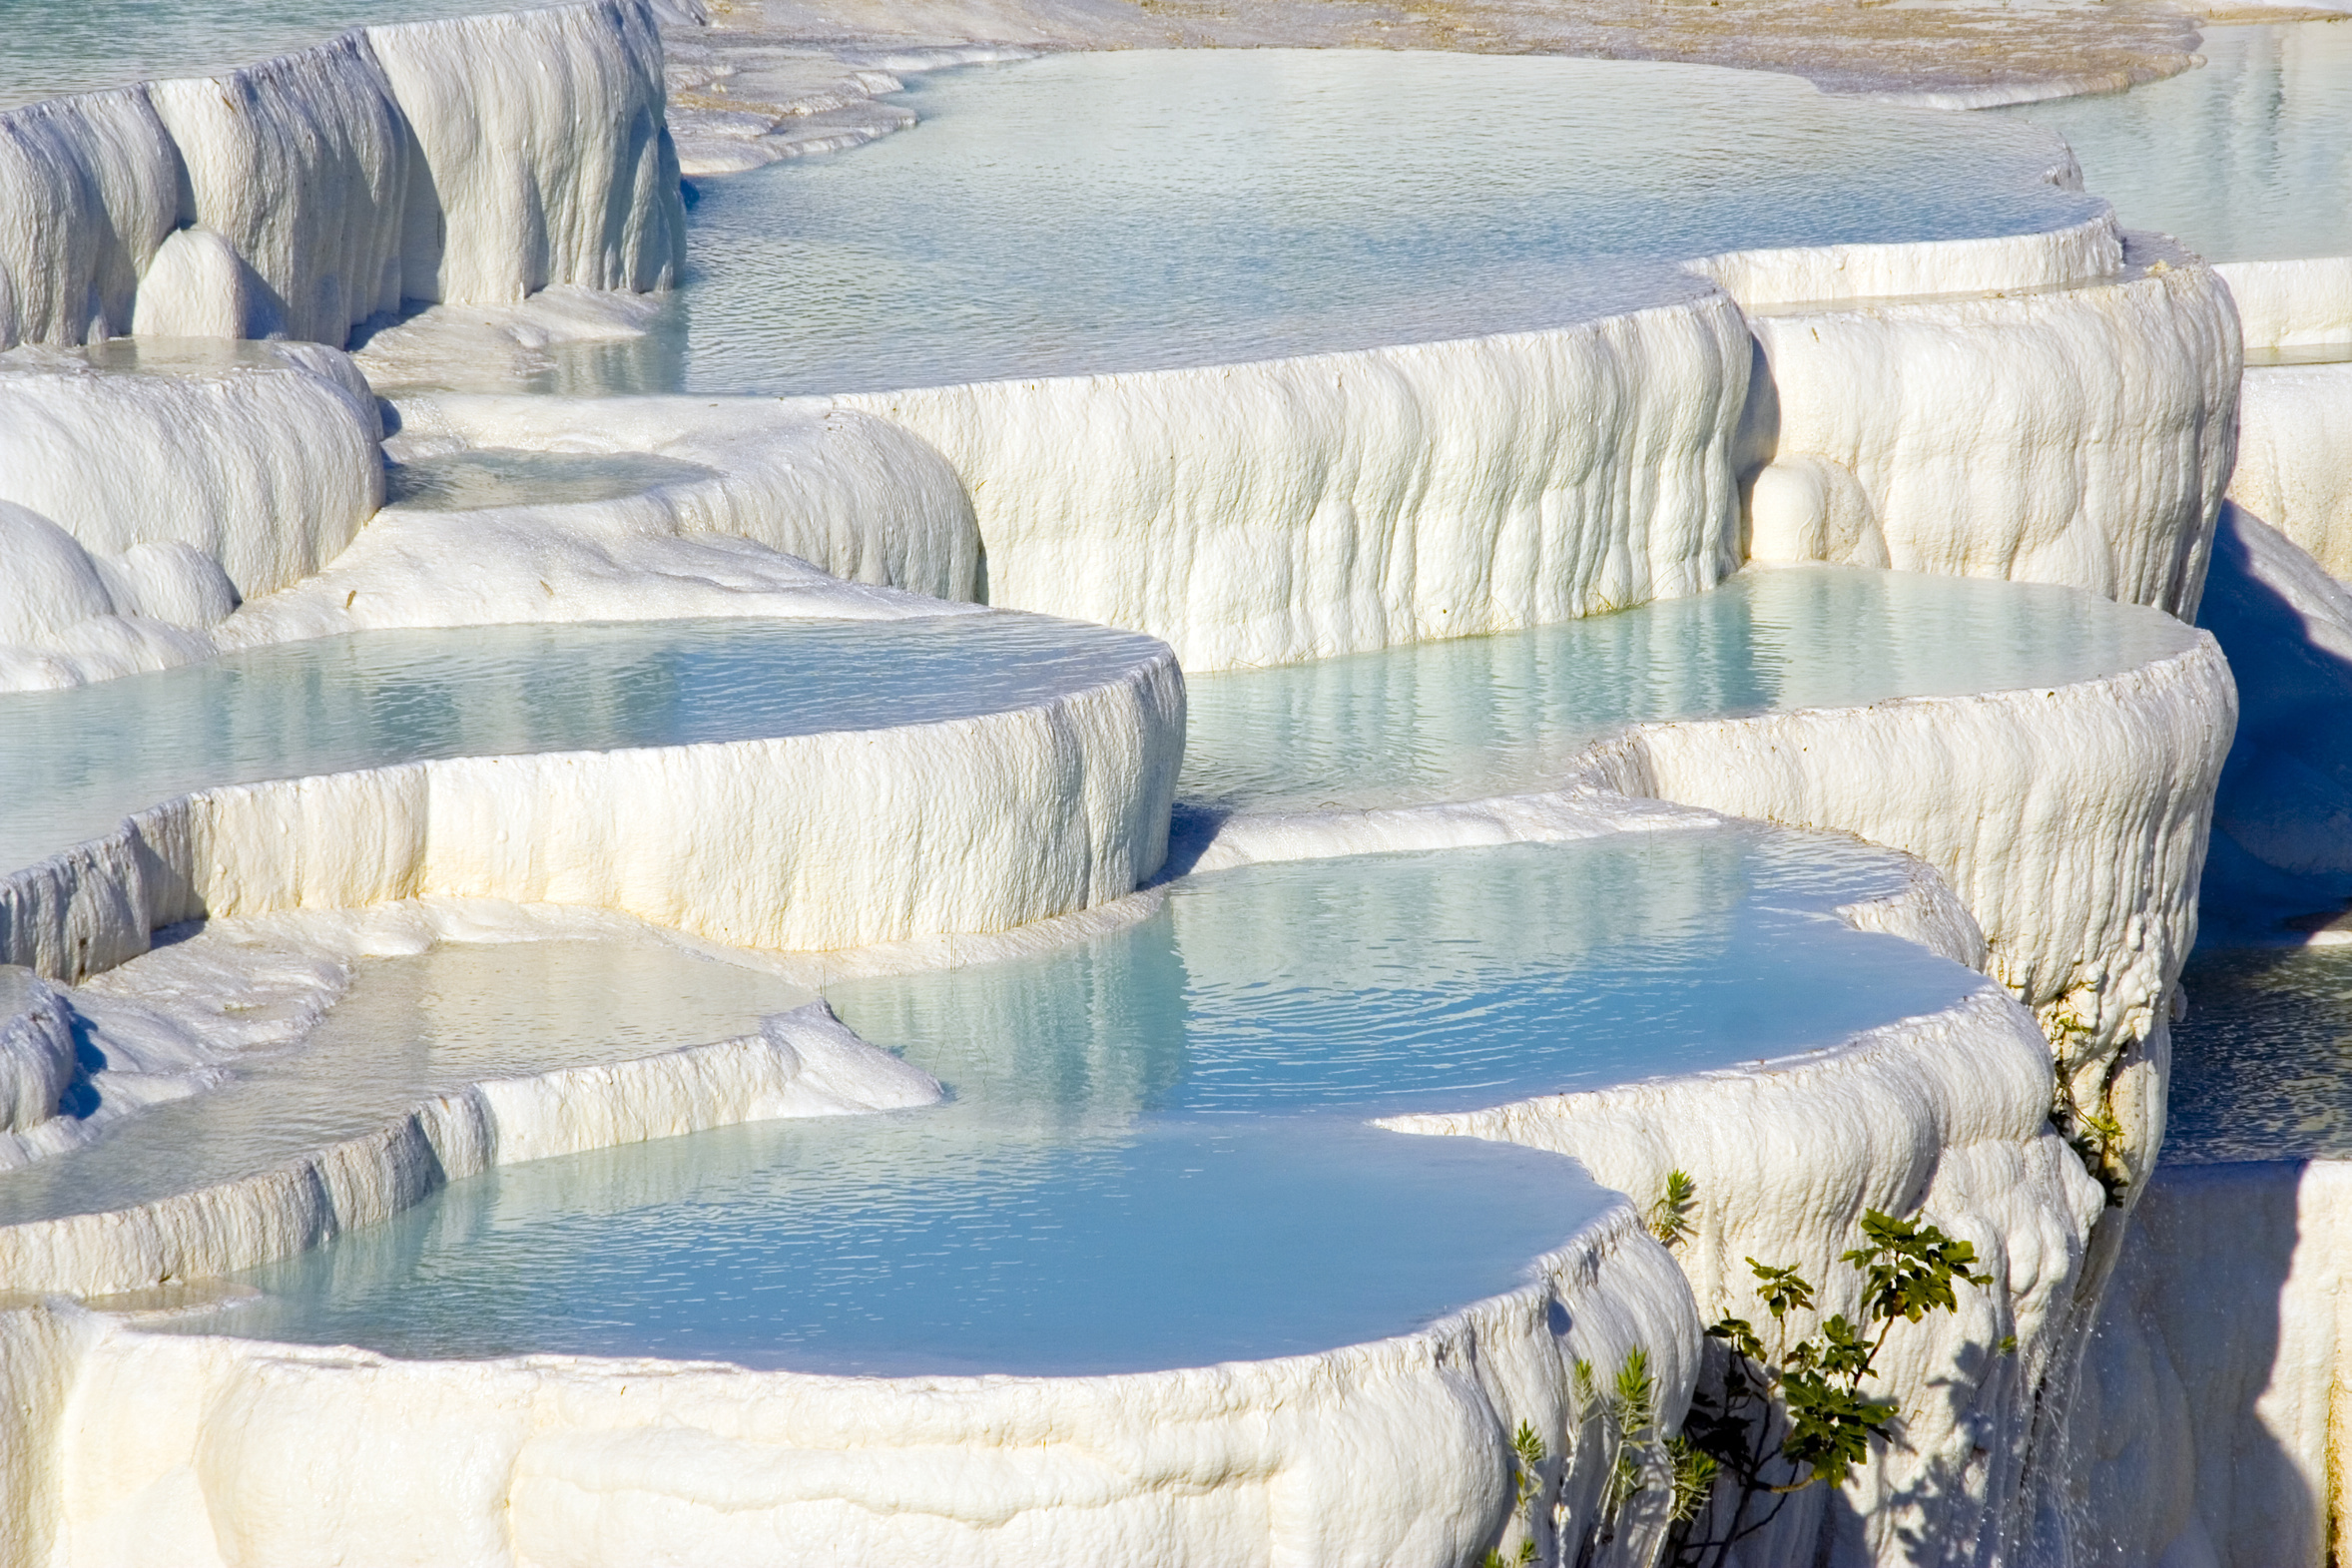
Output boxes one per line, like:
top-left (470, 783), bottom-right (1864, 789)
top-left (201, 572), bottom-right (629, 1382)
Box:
top-left (2230, 362), bottom-right (2352, 579)
top-left (0, 0), bottom-right (684, 351)
top-left (832, 287), bottom-right (1754, 672)
top-left (1741, 242), bottom-right (2240, 620)
top-left (0, 344), bottom-right (382, 613)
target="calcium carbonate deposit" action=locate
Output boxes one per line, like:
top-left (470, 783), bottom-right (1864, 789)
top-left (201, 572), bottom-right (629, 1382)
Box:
top-left (2, 0), bottom-right (2350, 1563)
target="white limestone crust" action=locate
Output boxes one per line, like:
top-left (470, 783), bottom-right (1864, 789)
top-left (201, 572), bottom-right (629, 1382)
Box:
top-left (829, 287), bottom-right (1755, 672)
top-left (1390, 985), bottom-right (2104, 1566)
top-left (0, 644), bottom-right (1185, 983)
top-left (0, 343), bottom-right (381, 617)
top-left (12, 1199), bottom-right (1696, 1568)
top-left (2230, 361), bottom-right (2352, 579)
top-left (1741, 243), bottom-right (2240, 620)
top-left (2216, 257), bottom-right (2352, 355)
top-left (0, 0), bottom-right (685, 351)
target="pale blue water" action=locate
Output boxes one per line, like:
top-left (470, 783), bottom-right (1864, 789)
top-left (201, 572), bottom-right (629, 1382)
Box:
top-left (382, 448), bottom-right (721, 511)
top-left (0, 0), bottom-right (523, 106)
top-left (1996, 23), bottom-right (2352, 264)
top-left (0, 614), bottom-right (1167, 877)
top-left (1183, 565), bottom-right (2197, 812)
top-left (197, 830), bottom-right (1989, 1372)
top-left (0, 937), bottom-right (813, 1225)
top-left (543, 50), bottom-right (2104, 398)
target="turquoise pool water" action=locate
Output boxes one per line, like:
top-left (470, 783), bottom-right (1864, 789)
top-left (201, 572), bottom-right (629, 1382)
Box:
top-left (571, 50), bottom-right (2103, 397)
top-left (0, 613), bottom-right (1166, 877)
top-left (188, 829), bottom-right (1989, 1372)
top-left (1181, 565), bottom-right (2196, 812)
top-left (1996, 23), bottom-right (2352, 264)
top-left (0, 934), bottom-right (813, 1225)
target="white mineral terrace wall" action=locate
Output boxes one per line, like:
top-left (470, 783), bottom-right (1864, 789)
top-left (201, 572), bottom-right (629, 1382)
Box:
top-left (0, 374), bottom-right (989, 693)
top-left (0, 0), bottom-right (684, 351)
top-left (1740, 239), bottom-right (2240, 622)
top-left (829, 286), bottom-right (1756, 673)
top-left (2230, 363), bottom-right (2352, 580)
top-left (2070, 1159), bottom-right (2352, 1568)
top-left (805, 222), bottom-right (2236, 672)
top-left (0, 345), bottom-right (382, 628)
top-left (1556, 639), bottom-right (2233, 1563)
top-left (1397, 987), bottom-right (2098, 1567)
top-left (3, 1198), bottom-right (1692, 1568)
top-left (2216, 257), bottom-right (2352, 357)
top-left (1585, 637), bottom-right (2235, 1165)
top-left (0, 651), bottom-right (1184, 985)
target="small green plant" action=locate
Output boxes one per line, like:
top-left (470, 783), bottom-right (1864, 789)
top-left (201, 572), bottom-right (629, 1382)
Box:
top-left (2047, 1010), bottom-right (2130, 1207)
top-left (1664, 1208), bottom-right (1995, 1568)
top-left (1482, 1420), bottom-right (1547, 1567)
top-left (1647, 1170), bottom-right (1698, 1248)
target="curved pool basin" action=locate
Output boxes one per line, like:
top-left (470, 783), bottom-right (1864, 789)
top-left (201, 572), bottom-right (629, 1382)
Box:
top-left (180, 827), bottom-right (1988, 1374)
top-left (0, 931), bottom-right (815, 1227)
top-left (1181, 564), bottom-right (2199, 813)
top-left (0, 612), bottom-right (1169, 878)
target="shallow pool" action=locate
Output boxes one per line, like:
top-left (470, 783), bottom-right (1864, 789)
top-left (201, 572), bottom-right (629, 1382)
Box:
top-left (0, 613), bottom-right (1165, 876)
top-left (185, 829), bottom-right (1989, 1372)
top-left (1181, 565), bottom-right (2197, 813)
top-left (534, 50), bottom-right (2104, 398)
top-left (382, 448), bottom-right (722, 511)
top-left (1995, 23), bottom-right (2352, 264)
top-left (0, 933), bottom-right (812, 1225)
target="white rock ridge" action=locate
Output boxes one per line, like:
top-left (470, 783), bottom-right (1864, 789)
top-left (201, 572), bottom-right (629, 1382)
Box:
top-left (0, 642), bottom-right (1183, 986)
top-left (828, 286), bottom-right (1756, 672)
top-left (0, 342), bottom-right (382, 688)
top-left (0, 0), bottom-right (684, 351)
top-left (1393, 985), bottom-right (2102, 1565)
top-left (2230, 361), bottom-right (2352, 580)
top-left (1740, 240), bottom-right (2240, 621)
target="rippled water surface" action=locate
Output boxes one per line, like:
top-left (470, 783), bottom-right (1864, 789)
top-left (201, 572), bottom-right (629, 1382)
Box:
top-left (2168, 945), bottom-right (2352, 1164)
top-left (0, 614), bottom-right (1163, 876)
top-left (190, 830), bottom-right (1987, 1372)
top-left (1997, 24), bottom-right (2352, 263)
